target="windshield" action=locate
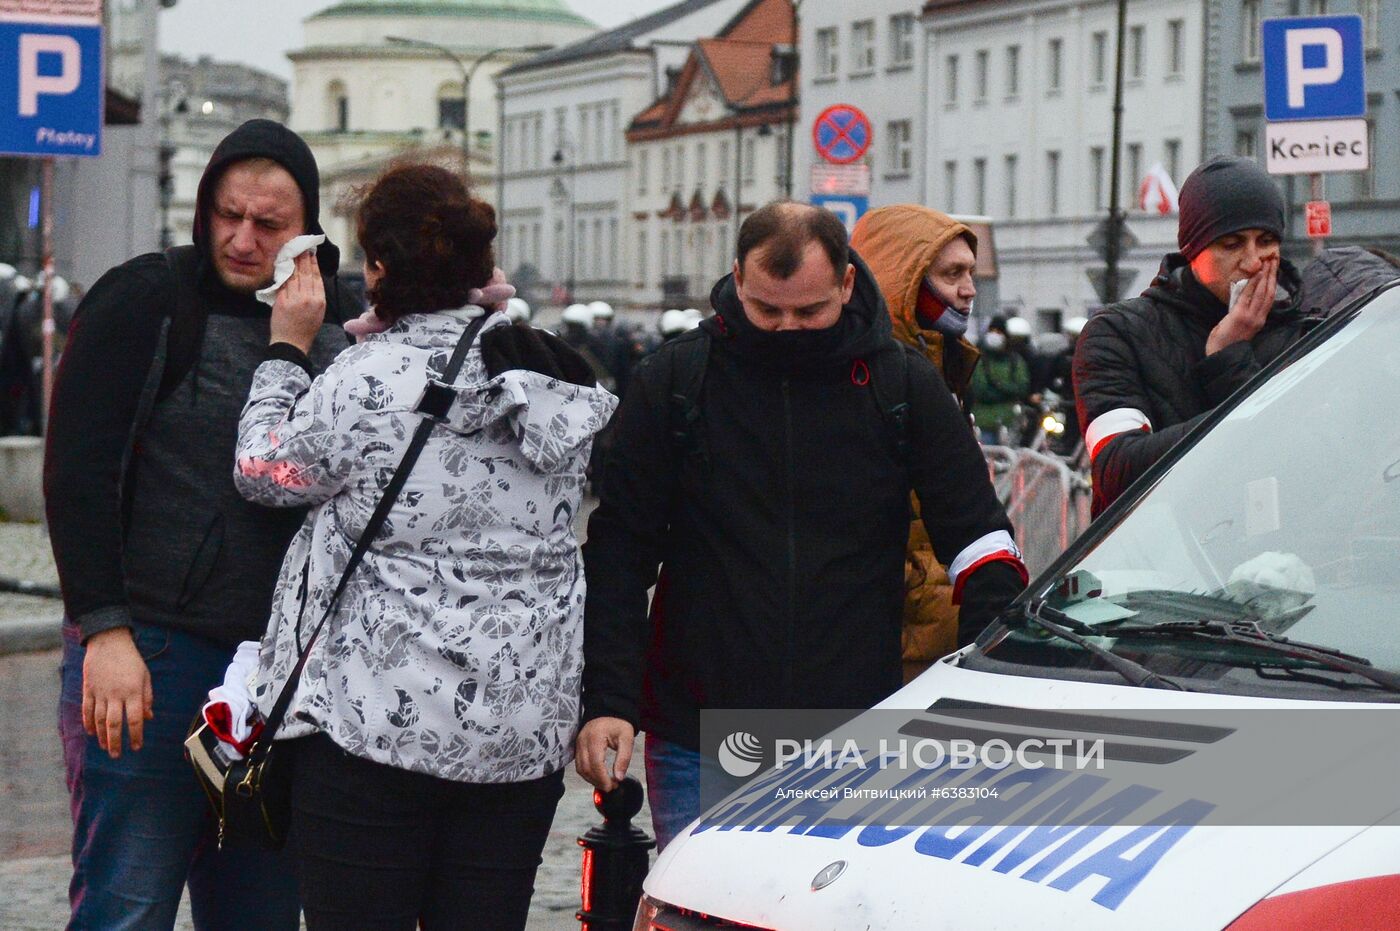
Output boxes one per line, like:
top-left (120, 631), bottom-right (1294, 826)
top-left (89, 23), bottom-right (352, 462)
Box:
top-left (988, 285), bottom-right (1400, 697)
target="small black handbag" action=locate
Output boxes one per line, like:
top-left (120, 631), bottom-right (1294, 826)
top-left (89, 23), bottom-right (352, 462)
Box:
top-left (186, 312), bottom-right (489, 850)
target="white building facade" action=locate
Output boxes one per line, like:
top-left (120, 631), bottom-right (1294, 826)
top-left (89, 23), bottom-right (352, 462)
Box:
top-left (797, 0), bottom-right (925, 209)
top-left (494, 0), bottom-right (749, 307)
top-left (158, 56), bottom-right (289, 249)
top-left (288, 0), bottom-right (596, 258)
top-left (924, 0), bottom-right (1205, 330)
top-left (627, 0), bottom-right (796, 307)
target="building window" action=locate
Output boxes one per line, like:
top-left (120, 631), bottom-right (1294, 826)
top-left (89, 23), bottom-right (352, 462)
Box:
top-left (554, 220), bottom-right (564, 279)
top-left (577, 219), bottom-right (588, 282)
top-left (816, 27), bottom-right (839, 78)
top-left (944, 160), bottom-right (957, 213)
top-left (851, 20), bottom-right (875, 74)
top-left (1241, 0), bottom-right (1261, 63)
top-left (974, 49), bottom-right (989, 103)
top-left (1362, 0), bottom-right (1381, 49)
top-left (889, 14), bottom-right (915, 66)
top-left (1006, 45), bottom-right (1020, 98)
top-left (1047, 38), bottom-right (1063, 93)
top-left (608, 102), bottom-right (620, 160)
top-left (609, 218), bottom-right (618, 279)
top-left (327, 81), bottom-right (348, 132)
top-left (1090, 146), bottom-right (1106, 210)
top-left (533, 114), bottom-right (543, 168)
top-left (1235, 127), bottom-right (1256, 158)
top-left (1167, 19), bottom-right (1185, 76)
top-left (717, 226), bottom-right (730, 271)
top-left (659, 228), bottom-right (669, 281)
top-left (887, 120), bottom-right (912, 174)
top-left (532, 223), bottom-right (541, 267)
top-left (945, 54), bottom-right (959, 106)
top-left (638, 230), bottom-right (648, 285)
top-left (594, 107), bottom-right (606, 163)
top-left (437, 82), bottom-right (464, 130)
top-left (717, 140), bottom-right (731, 189)
top-left (1126, 142), bottom-right (1143, 194)
top-left (1005, 154), bottom-right (1018, 218)
top-left (1046, 150), bottom-right (1061, 215)
top-left (1091, 31), bottom-right (1108, 86)
top-left (775, 126), bottom-right (790, 188)
top-left (1164, 138), bottom-right (1181, 184)
top-left (1128, 25), bottom-right (1144, 79)
top-left (1306, 0), bottom-right (1327, 13)
top-left (742, 137), bottom-right (755, 183)
top-left (638, 149), bottom-right (649, 195)
top-left (697, 141), bottom-right (707, 187)
top-left (578, 106), bottom-right (590, 164)
top-left (661, 147), bottom-right (673, 193)
top-left (676, 144), bottom-right (686, 192)
top-left (973, 157), bottom-right (987, 214)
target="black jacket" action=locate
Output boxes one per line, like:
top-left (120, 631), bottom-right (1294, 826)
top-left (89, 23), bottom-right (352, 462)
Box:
top-left (1073, 253), bottom-right (1309, 516)
top-left (581, 257), bottom-right (1020, 750)
top-left (45, 120), bottom-right (356, 644)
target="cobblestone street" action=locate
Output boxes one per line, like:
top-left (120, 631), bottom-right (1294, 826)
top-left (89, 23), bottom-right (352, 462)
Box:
top-left (0, 516), bottom-right (651, 930)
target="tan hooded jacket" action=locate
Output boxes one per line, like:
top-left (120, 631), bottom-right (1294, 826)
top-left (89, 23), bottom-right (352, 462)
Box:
top-left (851, 205), bottom-right (981, 681)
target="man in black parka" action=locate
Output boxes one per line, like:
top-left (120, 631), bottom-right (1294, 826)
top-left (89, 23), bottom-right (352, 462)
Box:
top-left (1074, 155), bottom-right (1312, 516)
top-left (575, 203), bottom-right (1026, 849)
top-left (45, 120), bottom-right (355, 929)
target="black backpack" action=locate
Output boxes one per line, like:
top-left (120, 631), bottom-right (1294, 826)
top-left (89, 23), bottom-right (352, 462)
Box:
top-left (663, 327), bottom-right (913, 475)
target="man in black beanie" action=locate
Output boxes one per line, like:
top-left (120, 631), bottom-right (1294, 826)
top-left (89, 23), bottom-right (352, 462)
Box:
top-left (1072, 155), bottom-right (1311, 515)
top-left (46, 120), bottom-right (357, 929)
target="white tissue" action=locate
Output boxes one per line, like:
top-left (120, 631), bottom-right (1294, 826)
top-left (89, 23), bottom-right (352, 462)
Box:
top-left (255, 234), bottom-right (326, 306)
top-left (201, 640), bottom-right (263, 750)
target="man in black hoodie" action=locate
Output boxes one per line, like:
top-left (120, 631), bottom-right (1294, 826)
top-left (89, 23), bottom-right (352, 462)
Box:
top-left (575, 203), bottom-right (1026, 849)
top-left (46, 120), bottom-right (355, 929)
top-left (1074, 155), bottom-right (1311, 516)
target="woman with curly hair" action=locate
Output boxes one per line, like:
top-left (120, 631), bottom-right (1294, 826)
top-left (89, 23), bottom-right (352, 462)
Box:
top-left (233, 162), bottom-right (617, 929)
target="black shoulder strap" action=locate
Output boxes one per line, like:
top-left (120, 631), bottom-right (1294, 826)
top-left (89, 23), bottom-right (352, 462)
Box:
top-left (868, 340), bottom-right (912, 472)
top-left (667, 329), bottom-right (711, 461)
top-left (247, 311), bottom-right (491, 764)
top-left (159, 246), bottom-right (209, 403)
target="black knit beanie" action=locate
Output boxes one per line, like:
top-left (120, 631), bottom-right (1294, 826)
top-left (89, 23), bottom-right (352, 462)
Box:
top-left (1177, 155), bottom-right (1286, 261)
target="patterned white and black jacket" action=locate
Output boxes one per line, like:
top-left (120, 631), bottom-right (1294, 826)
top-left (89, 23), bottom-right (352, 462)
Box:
top-left (234, 308), bottom-right (617, 783)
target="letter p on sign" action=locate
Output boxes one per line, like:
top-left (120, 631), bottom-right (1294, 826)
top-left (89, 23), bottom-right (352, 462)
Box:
top-left (19, 33), bottom-right (81, 116)
top-left (1285, 29), bottom-right (1342, 109)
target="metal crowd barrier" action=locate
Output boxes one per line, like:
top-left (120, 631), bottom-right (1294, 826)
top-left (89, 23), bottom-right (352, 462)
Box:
top-left (982, 445), bottom-right (1093, 578)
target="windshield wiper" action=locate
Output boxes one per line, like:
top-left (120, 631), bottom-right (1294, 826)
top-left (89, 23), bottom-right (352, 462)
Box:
top-left (1016, 602), bottom-right (1189, 691)
top-left (1100, 619), bottom-right (1400, 693)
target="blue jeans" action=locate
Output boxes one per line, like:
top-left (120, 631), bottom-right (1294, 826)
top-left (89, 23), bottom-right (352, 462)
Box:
top-left (59, 621), bottom-right (300, 931)
top-left (643, 736), bottom-right (733, 851)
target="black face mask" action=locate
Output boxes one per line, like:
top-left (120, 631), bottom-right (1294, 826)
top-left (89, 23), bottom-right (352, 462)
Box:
top-left (728, 308), bottom-right (860, 373)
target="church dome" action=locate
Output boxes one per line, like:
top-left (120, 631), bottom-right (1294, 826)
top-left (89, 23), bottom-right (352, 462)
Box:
top-left (310, 0), bottom-right (593, 28)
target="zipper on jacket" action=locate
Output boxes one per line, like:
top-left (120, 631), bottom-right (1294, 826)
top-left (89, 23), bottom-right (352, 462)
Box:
top-left (782, 377), bottom-right (796, 703)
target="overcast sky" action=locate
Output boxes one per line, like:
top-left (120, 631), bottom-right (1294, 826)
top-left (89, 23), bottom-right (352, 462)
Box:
top-left (158, 0), bottom-right (669, 79)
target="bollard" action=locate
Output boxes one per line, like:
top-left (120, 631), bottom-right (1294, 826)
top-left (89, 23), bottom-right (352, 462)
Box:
top-left (577, 775), bottom-right (655, 930)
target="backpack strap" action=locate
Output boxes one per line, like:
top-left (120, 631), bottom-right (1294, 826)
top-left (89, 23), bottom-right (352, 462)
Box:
top-left (666, 328), bottom-right (711, 465)
top-left (867, 340), bottom-right (912, 477)
top-left (158, 245), bottom-right (209, 404)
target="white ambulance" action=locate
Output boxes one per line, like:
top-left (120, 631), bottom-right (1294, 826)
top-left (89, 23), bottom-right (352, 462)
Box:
top-left (636, 280), bottom-right (1400, 929)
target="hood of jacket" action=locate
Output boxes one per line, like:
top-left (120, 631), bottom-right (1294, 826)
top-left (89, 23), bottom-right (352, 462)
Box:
top-left (1143, 251), bottom-right (1304, 327)
top-left (191, 119), bottom-right (340, 274)
top-left (849, 203), bottom-right (980, 395)
top-left (366, 310), bottom-right (617, 472)
top-left (704, 250), bottom-right (894, 373)
top-left (849, 204), bottom-right (976, 344)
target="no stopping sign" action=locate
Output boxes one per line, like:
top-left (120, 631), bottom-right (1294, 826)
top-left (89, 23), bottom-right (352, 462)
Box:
top-left (812, 104), bottom-right (872, 165)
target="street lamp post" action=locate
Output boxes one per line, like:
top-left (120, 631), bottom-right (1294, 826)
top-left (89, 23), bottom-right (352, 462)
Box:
top-left (385, 37), bottom-right (551, 180)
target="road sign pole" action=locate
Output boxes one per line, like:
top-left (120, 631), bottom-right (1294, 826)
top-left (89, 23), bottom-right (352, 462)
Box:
top-left (1309, 172), bottom-right (1325, 256)
top-left (41, 156), bottom-right (54, 427)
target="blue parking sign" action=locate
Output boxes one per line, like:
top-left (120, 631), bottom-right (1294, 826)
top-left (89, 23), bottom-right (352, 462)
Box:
top-left (0, 21), bottom-right (104, 158)
top-left (811, 194), bottom-right (868, 232)
top-left (1262, 15), bottom-right (1365, 122)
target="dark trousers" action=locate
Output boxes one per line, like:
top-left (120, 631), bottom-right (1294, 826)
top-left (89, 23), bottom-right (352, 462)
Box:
top-left (58, 622), bottom-right (300, 931)
top-left (291, 732), bottom-right (565, 931)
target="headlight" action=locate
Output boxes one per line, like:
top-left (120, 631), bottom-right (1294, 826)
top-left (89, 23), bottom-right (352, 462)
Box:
top-left (1041, 414), bottom-right (1065, 435)
top-left (633, 894), bottom-right (661, 931)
